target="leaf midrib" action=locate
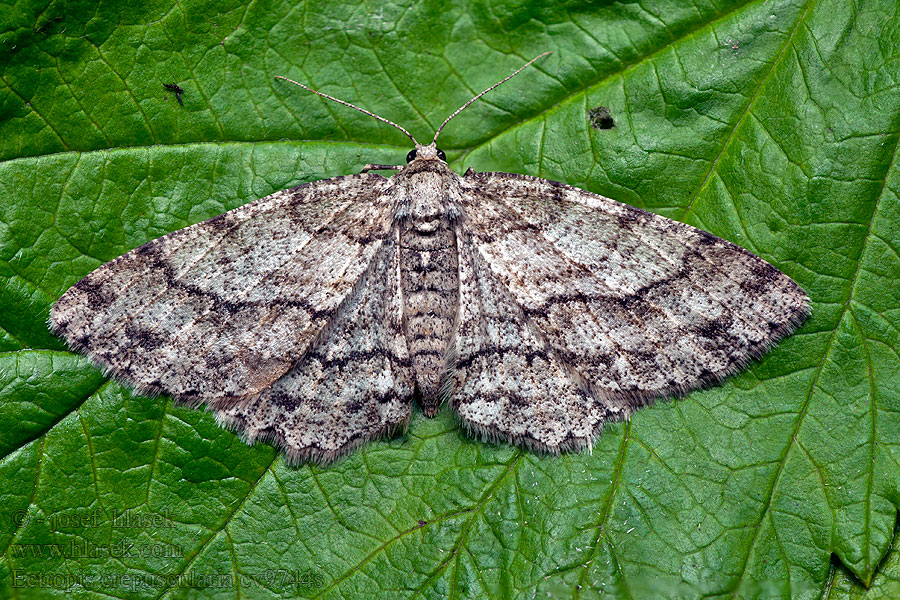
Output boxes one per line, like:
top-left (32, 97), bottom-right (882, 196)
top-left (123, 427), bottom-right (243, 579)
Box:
top-left (0, 0), bottom-right (760, 166)
top-left (728, 92), bottom-right (900, 594)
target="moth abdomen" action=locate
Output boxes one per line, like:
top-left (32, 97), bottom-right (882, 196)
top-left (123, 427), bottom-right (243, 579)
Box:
top-left (399, 216), bottom-right (460, 416)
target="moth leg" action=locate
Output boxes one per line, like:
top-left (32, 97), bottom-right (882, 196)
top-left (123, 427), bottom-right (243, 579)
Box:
top-left (361, 164), bottom-right (403, 173)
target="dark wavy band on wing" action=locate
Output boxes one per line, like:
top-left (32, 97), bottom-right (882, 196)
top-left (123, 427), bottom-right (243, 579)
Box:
top-left (49, 173), bottom-right (395, 406)
top-left (459, 171), bottom-right (810, 412)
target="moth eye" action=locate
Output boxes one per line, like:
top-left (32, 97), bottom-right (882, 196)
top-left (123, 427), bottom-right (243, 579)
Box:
top-left (406, 149), bottom-right (417, 163)
top-left (437, 149), bottom-right (447, 162)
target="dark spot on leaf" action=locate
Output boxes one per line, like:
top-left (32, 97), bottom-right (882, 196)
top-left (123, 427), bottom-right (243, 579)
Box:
top-left (163, 82), bottom-right (184, 106)
top-left (589, 106), bottom-right (615, 129)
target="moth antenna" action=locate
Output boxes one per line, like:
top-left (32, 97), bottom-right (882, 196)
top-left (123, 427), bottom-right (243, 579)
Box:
top-left (275, 75), bottom-right (419, 145)
top-left (431, 51), bottom-right (552, 145)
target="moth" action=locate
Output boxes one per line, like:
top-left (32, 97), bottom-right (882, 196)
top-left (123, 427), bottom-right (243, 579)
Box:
top-left (50, 53), bottom-right (810, 464)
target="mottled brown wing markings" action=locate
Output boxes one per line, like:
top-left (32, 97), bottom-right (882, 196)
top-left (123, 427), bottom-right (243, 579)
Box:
top-left (459, 171), bottom-right (810, 409)
top-left (451, 232), bottom-right (614, 452)
top-left (155, 185), bottom-right (393, 398)
top-left (57, 183), bottom-right (329, 351)
top-left (489, 172), bottom-right (805, 344)
top-left (48, 50), bottom-right (814, 464)
top-left (50, 173), bottom-right (394, 404)
top-left (621, 214), bottom-right (804, 343)
top-left (58, 213), bottom-right (241, 349)
top-left (465, 174), bottom-right (766, 344)
top-left (458, 179), bottom-right (721, 398)
top-left (487, 213), bottom-right (701, 393)
top-left (49, 151), bottom-right (811, 463)
top-left (215, 230), bottom-right (414, 464)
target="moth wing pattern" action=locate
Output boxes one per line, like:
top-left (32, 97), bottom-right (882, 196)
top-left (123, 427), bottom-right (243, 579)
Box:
top-left (50, 173), bottom-right (396, 408)
top-left (46, 50), bottom-right (813, 463)
top-left (215, 228), bottom-right (414, 464)
top-left (457, 171), bottom-right (810, 418)
top-left (451, 235), bottom-right (615, 452)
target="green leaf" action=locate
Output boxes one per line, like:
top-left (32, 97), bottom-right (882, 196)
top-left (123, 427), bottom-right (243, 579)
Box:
top-left (2, 0), bottom-right (899, 598)
top-left (827, 520), bottom-right (900, 599)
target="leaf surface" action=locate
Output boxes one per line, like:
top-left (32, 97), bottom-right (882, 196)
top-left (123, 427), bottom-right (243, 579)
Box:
top-left (2, 0), bottom-right (899, 598)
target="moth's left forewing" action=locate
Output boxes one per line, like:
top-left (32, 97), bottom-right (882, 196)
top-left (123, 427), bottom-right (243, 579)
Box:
top-left (49, 173), bottom-right (397, 407)
top-left (458, 170), bottom-right (810, 414)
top-left (215, 225), bottom-right (414, 465)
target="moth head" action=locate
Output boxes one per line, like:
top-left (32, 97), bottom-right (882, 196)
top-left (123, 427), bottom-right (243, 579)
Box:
top-left (407, 144), bottom-right (447, 163)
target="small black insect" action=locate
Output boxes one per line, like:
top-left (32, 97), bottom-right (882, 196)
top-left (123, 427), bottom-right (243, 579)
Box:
top-left (163, 82), bottom-right (185, 106)
top-left (588, 106), bottom-right (615, 129)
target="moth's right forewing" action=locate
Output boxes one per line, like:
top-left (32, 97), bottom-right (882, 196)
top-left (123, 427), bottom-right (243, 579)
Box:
top-left (50, 173), bottom-right (395, 405)
top-left (458, 171), bottom-right (810, 411)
